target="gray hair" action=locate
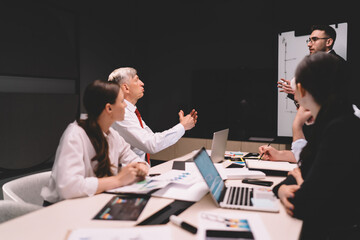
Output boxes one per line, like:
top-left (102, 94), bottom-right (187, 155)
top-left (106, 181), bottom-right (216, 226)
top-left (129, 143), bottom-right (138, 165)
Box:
top-left (108, 67), bottom-right (137, 84)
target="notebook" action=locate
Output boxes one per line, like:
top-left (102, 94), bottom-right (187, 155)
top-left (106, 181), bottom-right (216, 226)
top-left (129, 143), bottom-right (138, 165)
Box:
top-left (193, 147), bottom-right (279, 213)
top-left (245, 159), bottom-right (297, 176)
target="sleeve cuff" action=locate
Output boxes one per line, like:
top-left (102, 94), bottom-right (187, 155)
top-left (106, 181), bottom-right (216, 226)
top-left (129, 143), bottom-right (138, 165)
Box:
top-left (85, 177), bottom-right (99, 197)
top-left (175, 123), bottom-right (186, 135)
top-left (291, 139), bottom-right (308, 162)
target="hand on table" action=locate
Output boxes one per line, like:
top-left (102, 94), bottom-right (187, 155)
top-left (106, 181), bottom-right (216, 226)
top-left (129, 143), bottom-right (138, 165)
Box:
top-left (288, 167), bottom-right (304, 185)
top-left (278, 184), bottom-right (300, 216)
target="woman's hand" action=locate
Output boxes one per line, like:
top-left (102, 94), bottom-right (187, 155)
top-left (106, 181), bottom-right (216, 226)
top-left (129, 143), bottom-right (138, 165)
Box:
top-left (288, 167), bottom-right (304, 185)
top-left (96, 162), bottom-right (140, 194)
top-left (258, 145), bottom-right (280, 161)
top-left (116, 162), bottom-right (139, 187)
top-left (135, 162), bottom-right (149, 180)
top-left (278, 184), bottom-right (300, 216)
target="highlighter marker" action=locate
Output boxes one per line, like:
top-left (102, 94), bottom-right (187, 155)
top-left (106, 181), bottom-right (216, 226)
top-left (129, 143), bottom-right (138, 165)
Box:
top-left (170, 215), bottom-right (197, 234)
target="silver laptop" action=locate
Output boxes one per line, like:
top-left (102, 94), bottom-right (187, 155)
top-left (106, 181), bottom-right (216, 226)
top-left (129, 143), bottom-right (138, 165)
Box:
top-left (210, 128), bottom-right (229, 163)
top-left (193, 147), bottom-right (279, 212)
top-left (185, 128), bottom-right (229, 162)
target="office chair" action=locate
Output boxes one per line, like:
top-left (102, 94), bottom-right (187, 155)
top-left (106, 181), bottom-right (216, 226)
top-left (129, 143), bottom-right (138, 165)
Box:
top-left (0, 200), bottom-right (41, 224)
top-left (2, 171), bottom-right (51, 206)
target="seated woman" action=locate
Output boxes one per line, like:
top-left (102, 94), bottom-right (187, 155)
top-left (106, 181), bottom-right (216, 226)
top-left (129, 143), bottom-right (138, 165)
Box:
top-left (259, 97), bottom-right (313, 163)
top-left (41, 80), bottom-right (149, 205)
top-left (274, 52), bottom-right (360, 239)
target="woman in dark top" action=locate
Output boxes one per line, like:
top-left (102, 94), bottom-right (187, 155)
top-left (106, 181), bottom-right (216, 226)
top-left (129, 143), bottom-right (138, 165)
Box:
top-left (273, 52), bottom-right (360, 240)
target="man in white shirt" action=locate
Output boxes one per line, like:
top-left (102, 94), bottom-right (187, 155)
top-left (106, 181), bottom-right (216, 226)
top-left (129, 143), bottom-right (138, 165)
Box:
top-left (108, 67), bottom-right (198, 165)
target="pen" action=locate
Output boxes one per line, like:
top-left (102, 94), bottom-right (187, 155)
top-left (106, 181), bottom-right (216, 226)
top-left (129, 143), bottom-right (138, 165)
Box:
top-left (149, 173), bottom-right (160, 177)
top-left (169, 215), bottom-right (197, 234)
top-left (259, 142), bottom-right (271, 160)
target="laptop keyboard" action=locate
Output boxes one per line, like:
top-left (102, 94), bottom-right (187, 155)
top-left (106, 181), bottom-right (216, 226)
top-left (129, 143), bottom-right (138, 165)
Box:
top-left (226, 186), bottom-right (253, 206)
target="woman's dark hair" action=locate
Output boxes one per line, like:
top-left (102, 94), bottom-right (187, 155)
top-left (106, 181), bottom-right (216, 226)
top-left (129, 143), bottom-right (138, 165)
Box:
top-left (295, 52), bottom-right (344, 106)
top-left (296, 52), bottom-right (351, 171)
top-left (77, 80), bottom-right (120, 178)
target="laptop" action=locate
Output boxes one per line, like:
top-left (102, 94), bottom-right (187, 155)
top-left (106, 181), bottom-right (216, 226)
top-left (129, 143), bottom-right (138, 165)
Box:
top-left (210, 128), bottom-right (229, 163)
top-left (193, 147), bottom-right (279, 212)
top-left (184, 128), bottom-right (229, 163)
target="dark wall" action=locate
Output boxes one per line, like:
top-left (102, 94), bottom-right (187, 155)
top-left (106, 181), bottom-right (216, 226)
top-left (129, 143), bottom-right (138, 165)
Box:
top-left (0, 1), bottom-right (79, 79)
top-left (1, 0), bottom-right (359, 172)
top-left (78, 0), bottom-right (278, 140)
top-left (77, 0), bottom-right (360, 141)
top-left (0, 1), bottom-right (79, 173)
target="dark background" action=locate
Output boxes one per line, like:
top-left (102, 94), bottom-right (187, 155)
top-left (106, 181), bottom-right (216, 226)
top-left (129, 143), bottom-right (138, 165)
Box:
top-left (1, 0), bottom-right (359, 172)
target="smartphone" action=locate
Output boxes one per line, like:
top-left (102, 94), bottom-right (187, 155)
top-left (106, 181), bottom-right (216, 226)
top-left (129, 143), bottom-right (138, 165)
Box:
top-left (172, 161), bottom-right (185, 170)
top-left (206, 230), bottom-right (254, 240)
top-left (242, 179), bottom-right (273, 187)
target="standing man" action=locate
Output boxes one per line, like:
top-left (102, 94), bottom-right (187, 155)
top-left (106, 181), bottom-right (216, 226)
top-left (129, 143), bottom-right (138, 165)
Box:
top-left (108, 67), bottom-right (198, 165)
top-left (278, 24), bottom-right (345, 96)
top-left (261, 25), bottom-right (346, 162)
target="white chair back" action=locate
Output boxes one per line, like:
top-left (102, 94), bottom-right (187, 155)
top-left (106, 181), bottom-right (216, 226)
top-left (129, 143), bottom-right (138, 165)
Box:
top-left (0, 200), bottom-right (41, 223)
top-left (2, 171), bottom-right (51, 206)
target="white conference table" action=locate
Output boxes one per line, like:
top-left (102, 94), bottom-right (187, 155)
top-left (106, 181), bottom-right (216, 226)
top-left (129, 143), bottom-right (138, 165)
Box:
top-left (0, 151), bottom-right (302, 240)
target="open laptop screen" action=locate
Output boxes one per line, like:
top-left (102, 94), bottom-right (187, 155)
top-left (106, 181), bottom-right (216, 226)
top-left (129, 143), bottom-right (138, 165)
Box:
top-left (194, 148), bottom-right (224, 202)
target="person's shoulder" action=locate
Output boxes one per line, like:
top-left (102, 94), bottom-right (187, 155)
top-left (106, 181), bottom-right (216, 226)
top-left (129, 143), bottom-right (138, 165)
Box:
top-left (62, 121), bottom-right (87, 139)
top-left (329, 50), bottom-right (346, 62)
top-left (109, 127), bottom-right (126, 142)
top-left (325, 113), bottom-right (360, 139)
top-left (66, 121), bottom-right (84, 131)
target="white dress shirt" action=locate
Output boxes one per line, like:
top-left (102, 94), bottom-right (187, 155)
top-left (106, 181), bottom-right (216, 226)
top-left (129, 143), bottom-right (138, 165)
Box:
top-left (41, 121), bottom-right (145, 203)
top-left (112, 99), bottom-right (185, 161)
top-left (291, 138), bottom-right (308, 162)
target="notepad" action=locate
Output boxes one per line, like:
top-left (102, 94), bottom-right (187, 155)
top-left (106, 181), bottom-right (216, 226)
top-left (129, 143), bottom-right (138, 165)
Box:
top-left (245, 159), bottom-right (297, 175)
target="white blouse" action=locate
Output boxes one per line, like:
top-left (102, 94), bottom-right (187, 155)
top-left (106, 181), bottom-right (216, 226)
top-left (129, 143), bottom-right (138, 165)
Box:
top-left (111, 99), bottom-right (185, 161)
top-left (41, 121), bottom-right (145, 203)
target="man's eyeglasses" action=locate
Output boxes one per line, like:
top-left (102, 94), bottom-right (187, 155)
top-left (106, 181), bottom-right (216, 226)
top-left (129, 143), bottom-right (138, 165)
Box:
top-left (306, 37), bottom-right (329, 44)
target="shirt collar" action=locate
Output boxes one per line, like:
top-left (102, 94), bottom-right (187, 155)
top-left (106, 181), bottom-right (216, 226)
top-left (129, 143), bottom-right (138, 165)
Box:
top-left (124, 99), bottom-right (137, 113)
top-left (353, 104), bottom-right (360, 119)
top-left (103, 128), bottom-right (114, 138)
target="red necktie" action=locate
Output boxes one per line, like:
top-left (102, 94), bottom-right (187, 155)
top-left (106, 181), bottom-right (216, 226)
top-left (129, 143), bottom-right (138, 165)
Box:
top-left (135, 109), bottom-right (150, 165)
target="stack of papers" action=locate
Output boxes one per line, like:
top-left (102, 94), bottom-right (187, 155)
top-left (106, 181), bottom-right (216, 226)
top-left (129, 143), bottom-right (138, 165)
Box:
top-left (221, 160), bottom-right (265, 179)
top-left (107, 170), bottom-right (209, 202)
top-left (197, 211), bottom-right (271, 240)
top-left (151, 169), bottom-right (208, 202)
top-left (107, 170), bottom-right (198, 194)
top-left (224, 151), bottom-right (244, 160)
top-left (107, 178), bottom-right (169, 194)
